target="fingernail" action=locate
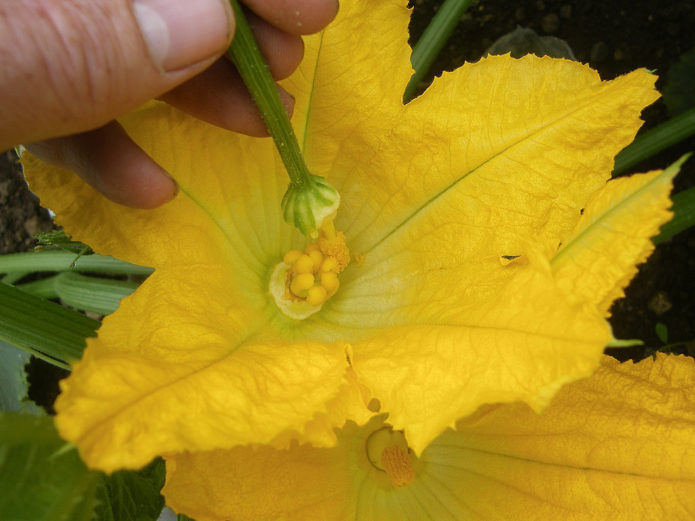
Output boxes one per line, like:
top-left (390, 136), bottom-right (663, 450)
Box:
top-left (133, 0), bottom-right (234, 72)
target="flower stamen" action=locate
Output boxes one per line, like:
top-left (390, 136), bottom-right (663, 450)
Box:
top-left (270, 223), bottom-right (350, 319)
top-left (366, 426), bottom-right (416, 488)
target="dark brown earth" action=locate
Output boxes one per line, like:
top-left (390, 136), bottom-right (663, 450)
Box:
top-left (1, 0), bottom-right (694, 410)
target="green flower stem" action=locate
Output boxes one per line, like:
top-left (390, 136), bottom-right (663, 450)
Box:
top-left (404, 0), bottom-right (474, 102)
top-left (226, 0), bottom-right (313, 188)
top-left (226, 0), bottom-right (339, 236)
top-left (613, 105), bottom-right (695, 175)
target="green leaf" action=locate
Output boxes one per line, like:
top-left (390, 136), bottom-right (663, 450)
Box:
top-left (177, 514), bottom-right (195, 521)
top-left (0, 341), bottom-right (41, 414)
top-left (95, 459), bottom-right (166, 521)
top-left (0, 281), bottom-right (99, 369)
top-left (34, 229), bottom-right (93, 256)
top-left (613, 106), bottom-right (695, 175)
top-left (653, 184), bottom-right (695, 244)
top-left (0, 414), bottom-right (167, 521)
top-left (0, 413), bottom-right (99, 521)
top-left (655, 322), bottom-right (669, 344)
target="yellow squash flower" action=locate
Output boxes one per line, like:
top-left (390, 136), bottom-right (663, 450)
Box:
top-left (167, 162), bottom-right (689, 521)
top-left (23, 0), bottom-right (670, 472)
top-left (164, 353), bottom-right (695, 521)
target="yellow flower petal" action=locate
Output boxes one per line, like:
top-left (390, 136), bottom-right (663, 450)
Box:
top-left (447, 353), bottom-right (695, 520)
top-left (350, 258), bottom-right (609, 453)
top-left (270, 367), bottom-right (373, 449)
top-left (552, 157), bottom-right (685, 314)
top-left (20, 0), bottom-right (664, 471)
top-left (164, 354), bottom-right (695, 521)
top-left (285, 0), bottom-right (413, 159)
top-left (55, 265), bottom-right (349, 472)
top-left (332, 57), bottom-right (658, 258)
top-left (22, 103), bottom-right (292, 276)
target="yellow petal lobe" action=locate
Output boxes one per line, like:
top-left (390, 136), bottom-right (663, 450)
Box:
top-left (350, 258), bottom-right (610, 454)
top-left (552, 157), bottom-right (685, 314)
top-left (54, 266), bottom-right (350, 472)
top-left (165, 354), bottom-right (695, 521)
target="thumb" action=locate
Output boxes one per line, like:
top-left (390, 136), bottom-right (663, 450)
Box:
top-left (0, 0), bottom-right (234, 150)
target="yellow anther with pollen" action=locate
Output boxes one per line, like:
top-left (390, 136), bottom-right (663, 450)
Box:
top-left (320, 271), bottom-right (339, 295)
top-left (308, 249), bottom-right (323, 271)
top-left (306, 285), bottom-right (328, 306)
top-left (366, 426), bottom-right (416, 489)
top-left (320, 257), bottom-right (338, 273)
top-left (290, 273), bottom-right (314, 295)
top-left (283, 249), bottom-right (303, 266)
top-left (292, 254), bottom-right (314, 274)
top-left (380, 446), bottom-right (415, 488)
top-left (270, 219), bottom-right (353, 320)
top-left (318, 232), bottom-right (350, 271)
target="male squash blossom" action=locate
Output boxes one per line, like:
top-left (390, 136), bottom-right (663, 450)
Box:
top-left (22, 0), bottom-right (680, 478)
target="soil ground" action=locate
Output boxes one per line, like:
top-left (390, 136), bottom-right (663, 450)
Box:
top-left (1, 0), bottom-right (694, 410)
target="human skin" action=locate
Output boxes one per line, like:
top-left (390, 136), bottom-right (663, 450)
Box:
top-left (0, 0), bottom-right (338, 208)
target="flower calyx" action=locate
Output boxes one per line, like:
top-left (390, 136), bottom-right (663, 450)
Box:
top-left (281, 175), bottom-right (340, 237)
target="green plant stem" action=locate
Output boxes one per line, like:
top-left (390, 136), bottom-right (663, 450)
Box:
top-left (0, 251), bottom-right (152, 277)
top-left (14, 273), bottom-right (139, 315)
top-left (1, 272), bottom-right (28, 285)
top-left (14, 276), bottom-right (59, 299)
top-left (53, 272), bottom-right (138, 315)
top-left (404, 0), bottom-right (474, 102)
top-left (613, 105), bottom-right (695, 175)
top-left (653, 184), bottom-right (695, 244)
top-left (226, 0), bottom-right (313, 188)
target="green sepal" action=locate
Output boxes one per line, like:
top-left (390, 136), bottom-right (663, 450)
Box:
top-left (281, 175), bottom-right (340, 237)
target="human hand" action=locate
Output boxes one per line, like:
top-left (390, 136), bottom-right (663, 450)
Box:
top-left (0, 0), bottom-right (338, 208)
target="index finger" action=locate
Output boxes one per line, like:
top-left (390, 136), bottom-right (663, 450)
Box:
top-left (242, 0), bottom-right (339, 35)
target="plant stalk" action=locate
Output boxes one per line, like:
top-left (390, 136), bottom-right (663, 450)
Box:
top-left (404, 0), bottom-right (474, 102)
top-left (226, 0), bottom-right (314, 188)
